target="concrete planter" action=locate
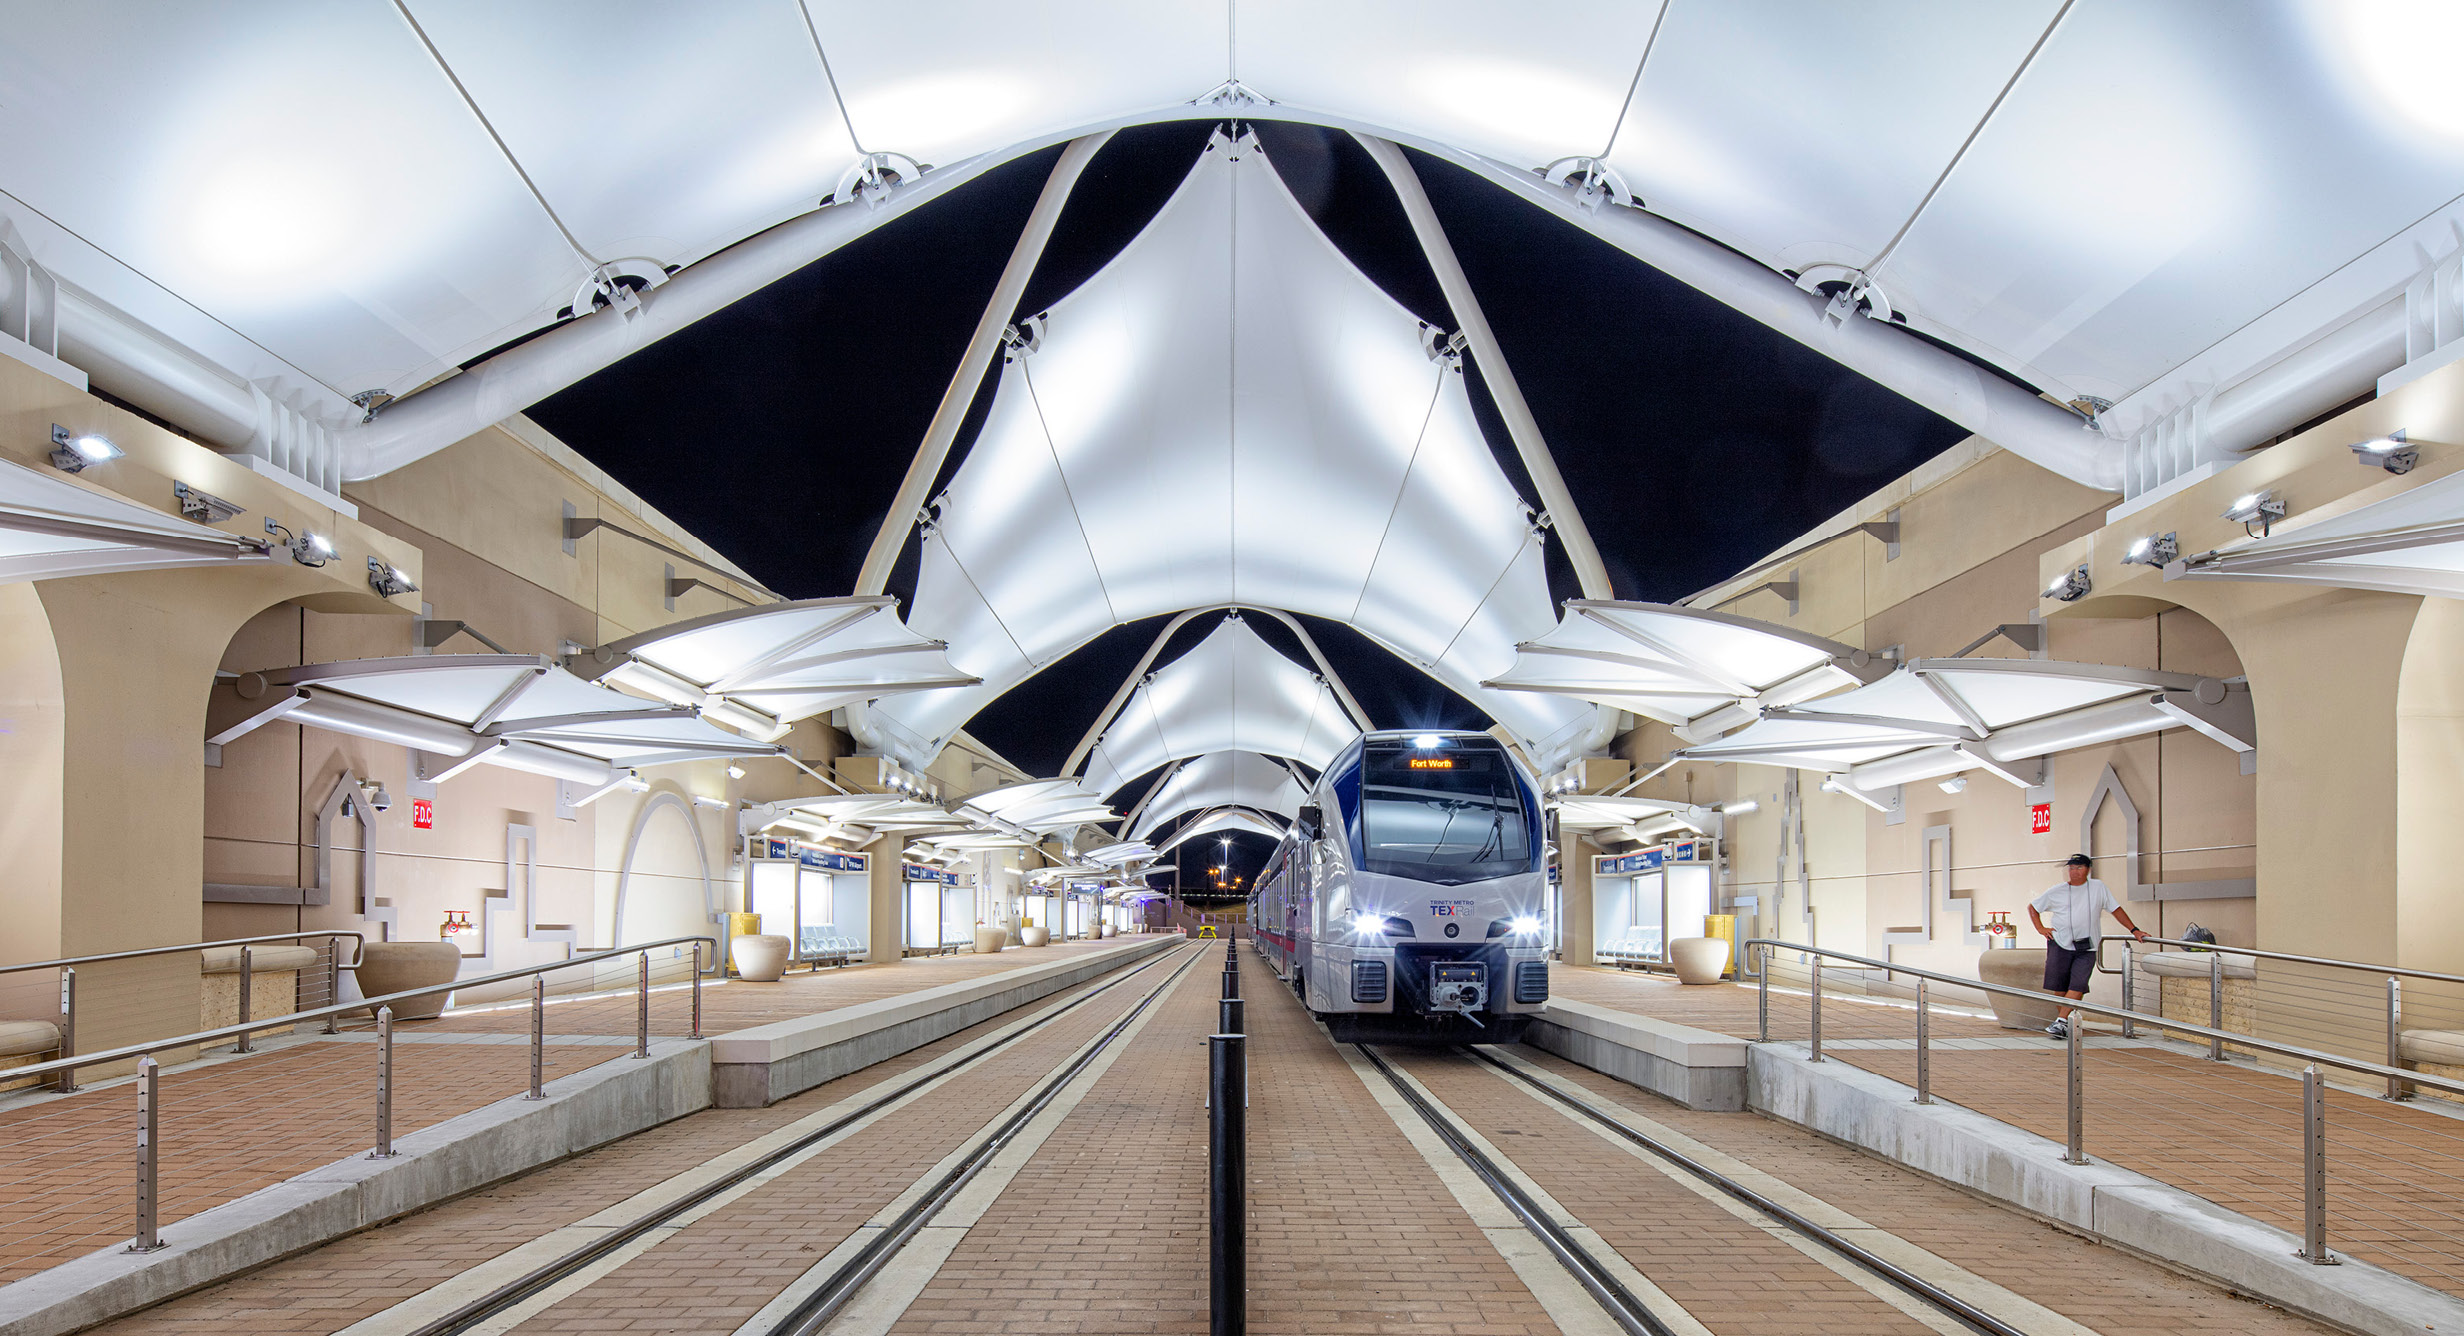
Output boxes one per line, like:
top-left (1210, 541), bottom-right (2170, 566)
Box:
top-left (1669, 936), bottom-right (1729, 984)
top-left (1977, 947), bottom-right (2062, 1031)
top-left (1020, 926), bottom-right (1051, 947)
top-left (731, 934), bottom-right (792, 982)
top-left (354, 941), bottom-right (464, 1020)
top-left (973, 927), bottom-right (1006, 954)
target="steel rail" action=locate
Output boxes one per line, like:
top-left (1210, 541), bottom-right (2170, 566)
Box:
top-left (1461, 1047), bottom-right (2026, 1336)
top-left (761, 942), bottom-right (1213, 1336)
top-left (1352, 1043), bottom-right (1675, 1336)
top-left (2094, 933), bottom-right (2464, 988)
top-left (394, 940), bottom-right (1199, 1336)
top-left (0, 929), bottom-right (367, 977)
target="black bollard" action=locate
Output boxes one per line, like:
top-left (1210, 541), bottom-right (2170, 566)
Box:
top-left (1220, 996), bottom-right (1244, 1036)
top-left (1222, 965), bottom-right (1240, 1000)
top-left (1209, 1032), bottom-right (1247, 1336)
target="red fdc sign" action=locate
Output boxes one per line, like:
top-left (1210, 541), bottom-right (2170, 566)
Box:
top-left (2029, 802), bottom-right (2052, 835)
top-left (412, 798), bottom-right (434, 830)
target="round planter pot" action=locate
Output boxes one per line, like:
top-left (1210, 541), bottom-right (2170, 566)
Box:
top-left (731, 934), bottom-right (792, 982)
top-left (974, 927), bottom-right (1007, 954)
top-left (354, 941), bottom-right (464, 1020)
top-left (1978, 947), bottom-right (2064, 1031)
top-left (1020, 925), bottom-right (1052, 948)
top-left (1669, 936), bottom-right (1730, 985)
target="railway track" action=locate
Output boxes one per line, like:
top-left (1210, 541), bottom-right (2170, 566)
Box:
top-left (384, 940), bottom-right (1210, 1336)
top-left (1354, 1041), bottom-right (2034, 1336)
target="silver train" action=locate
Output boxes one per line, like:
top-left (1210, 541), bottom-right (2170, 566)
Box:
top-left (1249, 729), bottom-right (1549, 1041)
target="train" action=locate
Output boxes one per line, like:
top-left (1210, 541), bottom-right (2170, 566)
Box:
top-left (1249, 729), bottom-right (1550, 1041)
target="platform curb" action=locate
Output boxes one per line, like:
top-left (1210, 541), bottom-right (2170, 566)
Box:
top-left (0, 1038), bottom-right (710, 1336)
top-left (1747, 1042), bottom-right (2461, 1336)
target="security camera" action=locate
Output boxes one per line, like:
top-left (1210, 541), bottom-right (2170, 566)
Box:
top-left (359, 780), bottom-right (393, 813)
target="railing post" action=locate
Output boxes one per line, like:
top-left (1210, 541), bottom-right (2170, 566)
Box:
top-left (635, 951), bottom-right (651, 1059)
top-left (2120, 946), bottom-right (2137, 1040)
top-left (1808, 956), bottom-right (1823, 1063)
top-left (2387, 977), bottom-right (2408, 1101)
top-left (368, 1006), bottom-right (397, 1159)
top-left (2208, 953), bottom-right (2225, 1061)
top-left (1913, 978), bottom-right (1932, 1105)
top-left (234, 944), bottom-right (254, 1054)
top-left (690, 941), bottom-right (704, 1040)
top-left (325, 936), bottom-right (344, 1035)
top-left (526, 975), bottom-right (546, 1101)
top-left (1209, 1031), bottom-right (1247, 1336)
top-left (1757, 943), bottom-right (1770, 1043)
top-left (2300, 1065), bottom-right (2339, 1265)
top-left (55, 968), bottom-right (76, 1095)
top-left (2063, 1014), bottom-right (2088, 1165)
top-left (126, 1055), bottom-right (164, 1253)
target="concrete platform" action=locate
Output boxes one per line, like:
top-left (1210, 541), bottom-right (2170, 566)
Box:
top-left (1525, 997), bottom-right (1747, 1110)
top-left (0, 935), bottom-right (1180, 1336)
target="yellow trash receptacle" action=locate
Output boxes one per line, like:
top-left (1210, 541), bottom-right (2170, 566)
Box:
top-left (727, 912), bottom-right (762, 974)
top-left (1702, 914), bottom-right (1738, 978)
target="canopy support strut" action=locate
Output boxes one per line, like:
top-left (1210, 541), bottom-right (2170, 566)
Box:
top-left (855, 131), bottom-right (1116, 596)
top-left (1061, 605), bottom-right (1376, 780)
top-left (1355, 134), bottom-right (1614, 602)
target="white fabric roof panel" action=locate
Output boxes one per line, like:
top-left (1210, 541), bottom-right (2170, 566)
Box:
top-left (584, 596), bottom-right (976, 724)
top-left (1788, 659), bottom-right (2175, 733)
top-left (853, 131), bottom-right (1583, 762)
top-left (1151, 806), bottom-right (1291, 855)
top-left (2176, 470), bottom-right (2464, 598)
top-left (1484, 601), bottom-right (1869, 724)
top-left (7, 6), bottom-right (2464, 447)
top-left (1078, 619), bottom-right (1358, 801)
top-left (1131, 751), bottom-right (1308, 842)
top-left (0, 457), bottom-right (270, 585)
top-left (958, 778), bottom-right (1117, 834)
top-left (269, 654), bottom-right (779, 766)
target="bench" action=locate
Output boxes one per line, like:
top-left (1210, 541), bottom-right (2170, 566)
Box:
top-left (2132, 950), bottom-right (2258, 1056)
top-left (796, 927), bottom-right (861, 969)
top-left (199, 943), bottom-right (321, 1036)
top-left (0, 1019), bottom-right (62, 1092)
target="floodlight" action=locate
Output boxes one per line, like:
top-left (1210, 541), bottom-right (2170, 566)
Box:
top-left (1938, 775), bottom-right (1969, 794)
top-left (2120, 532), bottom-right (2178, 567)
top-left (2351, 429), bottom-right (2418, 474)
top-left (48, 424), bottom-right (121, 473)
top-left (2221, 490), bottom-right (2286, 536)
top-left (2043, 565), bottom-right (2092, 602)
top-left (266, 521), bottom-right (334, 567)
top-left (727, 763), bottom-right (747, 780)
top-left (367, 556), bottom-right (417, 596)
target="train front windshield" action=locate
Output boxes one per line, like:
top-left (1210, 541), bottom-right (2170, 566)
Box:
top-left (1354, 742), bottom-right (1538, 885)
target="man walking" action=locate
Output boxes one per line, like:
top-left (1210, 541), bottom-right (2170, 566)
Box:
top-left (2029, 853), bottom-right (2150, 1039)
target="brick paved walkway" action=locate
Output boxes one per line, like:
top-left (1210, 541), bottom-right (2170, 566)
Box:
top-left (0, 938), bottom-right (1150, 1288)
top-left (1560, 964), bottom-right (2464, 1300)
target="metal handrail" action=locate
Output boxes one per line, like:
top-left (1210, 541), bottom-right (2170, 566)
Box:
top-left (1739, 937), bottom-right (2464, 1100)
top-left (0, 929), bottom-right (368, 977)
top-left (1744, 936), bottom-right (2435, 1265)
top-left (2, 934), bottom-right (716, 1085)
top-left (2094, 933), bottom-right (2464, 988)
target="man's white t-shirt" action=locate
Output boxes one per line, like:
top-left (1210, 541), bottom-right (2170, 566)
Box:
top-left (2032, 878), bottom-right (2118, 949)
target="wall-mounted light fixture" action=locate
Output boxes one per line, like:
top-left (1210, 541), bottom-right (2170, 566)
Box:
top-left (2043, 564), bottom-right (2093, 602)
top-left (48, 424), bottom-right (121, 473)
top-left (367, 556), bottom-right (417, 596)
top-left (263, 520), bottom-right (335, 567)
top-left (1937, 775), bottom-right (1969, 794)
top-left (2121, 532), bottom-right (2178, 567)
top-left (2351, 429), bottom-right (2418, 474)
top-left (2222, 490), bottom-right (2286, 537)
top-left (727, 762), bottom-right (747, 780)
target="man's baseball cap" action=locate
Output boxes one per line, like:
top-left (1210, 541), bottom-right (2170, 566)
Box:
top-left (2065, 854), bottom-right (2094, 867)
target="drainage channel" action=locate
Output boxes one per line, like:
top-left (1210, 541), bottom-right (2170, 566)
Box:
top-left (1458, 1044), bottom-right (2029, 1336)
top-left (398, 941), bottom-right (1204, 1336)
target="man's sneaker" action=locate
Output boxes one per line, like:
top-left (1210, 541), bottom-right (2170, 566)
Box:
top-left (2045, 1018), bottom-right (2070, 1039)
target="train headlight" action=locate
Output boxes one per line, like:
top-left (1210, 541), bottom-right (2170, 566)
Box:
top-left (1351, 912), bottom-right (1386, 936)
top-left (1511, 915), bottom-right (1542, 936)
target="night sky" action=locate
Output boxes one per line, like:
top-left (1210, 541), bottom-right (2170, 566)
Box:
top-left (530, 119), bottom-right (1972, 889)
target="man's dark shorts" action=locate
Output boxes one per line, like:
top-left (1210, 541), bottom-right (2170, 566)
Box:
top-left (2043, 939), bottom-right (2097, 994)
